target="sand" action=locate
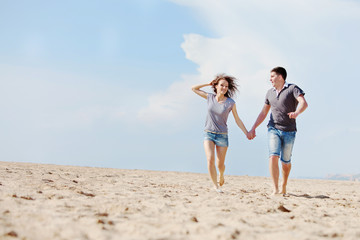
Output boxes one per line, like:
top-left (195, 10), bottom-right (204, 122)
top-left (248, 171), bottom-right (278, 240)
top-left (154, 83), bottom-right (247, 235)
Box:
top-left (1, 161), bottom-right (360, 240)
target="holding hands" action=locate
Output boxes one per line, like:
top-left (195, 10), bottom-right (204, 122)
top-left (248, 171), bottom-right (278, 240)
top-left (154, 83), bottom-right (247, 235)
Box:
top-left (247, 128), bottom-right (256, 140)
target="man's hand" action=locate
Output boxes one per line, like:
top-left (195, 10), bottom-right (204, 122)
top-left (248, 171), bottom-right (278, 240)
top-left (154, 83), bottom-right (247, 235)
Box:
top-left (287, 112), bottom-right (299, 119)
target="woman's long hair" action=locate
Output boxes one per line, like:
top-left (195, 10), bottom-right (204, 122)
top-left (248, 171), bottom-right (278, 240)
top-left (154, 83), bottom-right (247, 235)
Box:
top-left (211, 73), bottom-right (239, 98)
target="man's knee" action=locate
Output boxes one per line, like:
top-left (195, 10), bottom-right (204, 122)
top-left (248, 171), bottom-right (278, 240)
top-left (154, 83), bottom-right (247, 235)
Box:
top-left (269, 155), bottom-right (279, 162)
top-left (281, 163), bottom-right (292, 176)
top-left (281, 162), bottom-right (291, 170)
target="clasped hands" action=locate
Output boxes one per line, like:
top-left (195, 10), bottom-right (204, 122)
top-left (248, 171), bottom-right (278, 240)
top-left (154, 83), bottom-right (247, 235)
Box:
top-left (247, 129), bottom-right (256, 140)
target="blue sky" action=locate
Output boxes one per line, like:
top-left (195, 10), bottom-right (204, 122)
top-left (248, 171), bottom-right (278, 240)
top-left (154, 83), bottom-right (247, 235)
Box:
top-left (1, 0), bottom-right (359, 178)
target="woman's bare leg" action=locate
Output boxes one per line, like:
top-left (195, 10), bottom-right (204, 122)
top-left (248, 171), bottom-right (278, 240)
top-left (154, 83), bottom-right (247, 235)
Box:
top-left (216, 145), bottom-right (228, 186)
top-left (204, 140), bottom-right (219, 189)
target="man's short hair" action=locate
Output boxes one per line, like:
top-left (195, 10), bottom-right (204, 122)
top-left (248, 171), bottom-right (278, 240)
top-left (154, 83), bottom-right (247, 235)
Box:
top-left (271, 67), bottom-right (287, 81)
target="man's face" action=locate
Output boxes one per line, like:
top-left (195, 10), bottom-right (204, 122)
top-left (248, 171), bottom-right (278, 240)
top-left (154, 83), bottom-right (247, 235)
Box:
top-left (270, 71), bottom-right (283, 88)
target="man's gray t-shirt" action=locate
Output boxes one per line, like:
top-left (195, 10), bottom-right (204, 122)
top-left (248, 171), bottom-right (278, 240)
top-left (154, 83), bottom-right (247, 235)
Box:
top-left (205, 93), bottom-right (235, 133)
top-left (265, 83), bottom-right (305, 132)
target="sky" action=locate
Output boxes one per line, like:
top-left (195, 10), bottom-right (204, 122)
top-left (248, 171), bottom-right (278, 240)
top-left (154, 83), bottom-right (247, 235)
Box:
top-left (0, 0), bottom-right (359, 179)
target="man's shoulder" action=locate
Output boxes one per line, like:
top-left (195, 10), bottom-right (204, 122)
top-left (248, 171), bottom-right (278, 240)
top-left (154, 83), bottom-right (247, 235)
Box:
top-left (266, 88), bottom-right (275, 96)
top-left (287, 83), bottom-right (305, 94)
top-left (266, 87), bottom-right (275, 92)
top-left (286, 83), bottom-right (302, 89)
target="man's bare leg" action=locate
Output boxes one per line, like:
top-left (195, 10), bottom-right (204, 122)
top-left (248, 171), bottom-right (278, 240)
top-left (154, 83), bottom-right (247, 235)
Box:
top-left (269, 155), bottom-right (280, 194)
top-left (281, 162), bottom-right (291, 195)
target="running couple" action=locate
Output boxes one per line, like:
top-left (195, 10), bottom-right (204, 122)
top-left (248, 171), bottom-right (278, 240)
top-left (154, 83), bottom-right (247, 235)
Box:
top-left (191, 67), bottom-right (308, 194)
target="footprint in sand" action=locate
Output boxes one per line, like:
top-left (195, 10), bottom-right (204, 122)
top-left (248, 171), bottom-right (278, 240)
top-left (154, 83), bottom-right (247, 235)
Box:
top-left (20, 196), bottom-right (35, 200)
top-left (78, 191), bottom-right (96, 197)
top-left (277, 205), bottom-right (291, 212)
top-left (231, 229), bottom-right (241, 239)
top-left (6, 231), bottom-right (18, 237)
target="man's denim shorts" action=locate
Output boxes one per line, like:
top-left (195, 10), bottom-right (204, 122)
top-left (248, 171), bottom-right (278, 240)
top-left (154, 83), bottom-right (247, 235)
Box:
top-left (204, 131), bottom-right (229, 147)
top-left (268, 126), bottom-right (296, 164)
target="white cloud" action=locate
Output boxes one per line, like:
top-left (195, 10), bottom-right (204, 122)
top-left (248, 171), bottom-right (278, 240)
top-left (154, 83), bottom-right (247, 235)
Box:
top-left (137, 74), bottom-right (201, 127)
top-left (139, 0), bottom-right (360, 129)
top-left (136, 32), bottom-right (279, 128)
top-left (181, 34), bottom-right (282, 95)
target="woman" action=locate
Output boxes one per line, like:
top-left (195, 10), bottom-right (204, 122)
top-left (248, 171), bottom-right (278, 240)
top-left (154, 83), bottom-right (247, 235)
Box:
top-left (191, 74), bottom-right (248, 193)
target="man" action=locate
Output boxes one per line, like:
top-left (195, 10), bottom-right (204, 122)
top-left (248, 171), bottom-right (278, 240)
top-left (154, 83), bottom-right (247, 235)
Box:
top-left (248, 67), bottom-right (308, 195)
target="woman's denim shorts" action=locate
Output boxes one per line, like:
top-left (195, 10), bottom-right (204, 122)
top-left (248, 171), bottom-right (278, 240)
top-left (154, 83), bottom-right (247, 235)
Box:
top-left (204, 131), bottom-right (229, 147)
top-left (268, 126), bottom-right (296, 164)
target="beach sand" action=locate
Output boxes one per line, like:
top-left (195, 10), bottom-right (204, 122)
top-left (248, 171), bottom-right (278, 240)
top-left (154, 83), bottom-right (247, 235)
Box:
top-left (1, 161), bottom-right (360, 240)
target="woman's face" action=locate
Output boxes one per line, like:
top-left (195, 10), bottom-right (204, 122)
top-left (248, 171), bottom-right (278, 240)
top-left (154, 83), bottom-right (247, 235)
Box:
top-left (216, 79), bottom-right (229, 95)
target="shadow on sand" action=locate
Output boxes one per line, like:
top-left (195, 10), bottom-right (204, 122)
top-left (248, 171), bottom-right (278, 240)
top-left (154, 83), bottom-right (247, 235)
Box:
top-left (288, 193), bottom-right (330, 199)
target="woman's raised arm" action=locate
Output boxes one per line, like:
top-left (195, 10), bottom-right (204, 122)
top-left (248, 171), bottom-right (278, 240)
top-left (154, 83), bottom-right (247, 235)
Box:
top-left (191, 82), bottom-right (213, 99)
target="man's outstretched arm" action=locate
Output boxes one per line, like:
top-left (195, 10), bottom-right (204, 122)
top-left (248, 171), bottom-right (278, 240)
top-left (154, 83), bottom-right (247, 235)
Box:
top-left (248, 104), bottom-right (271, 140)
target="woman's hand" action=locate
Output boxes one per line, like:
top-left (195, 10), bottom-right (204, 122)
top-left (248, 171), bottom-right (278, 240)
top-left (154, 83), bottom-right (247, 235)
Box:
top-left (191, 83), bottom-right (210, 99)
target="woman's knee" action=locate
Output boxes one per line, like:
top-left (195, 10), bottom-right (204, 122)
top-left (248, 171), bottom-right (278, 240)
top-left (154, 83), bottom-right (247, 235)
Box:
top-left (207, 156), bottom-right (215, 165)
top-left (217, 161), bottom-right (224, 169)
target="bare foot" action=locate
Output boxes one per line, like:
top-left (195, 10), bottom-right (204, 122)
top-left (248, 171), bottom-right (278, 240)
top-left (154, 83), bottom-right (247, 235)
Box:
top-left (215, 187), bottom-right (224, 193)
top-left (271, 189), bottom-right (280, 195)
